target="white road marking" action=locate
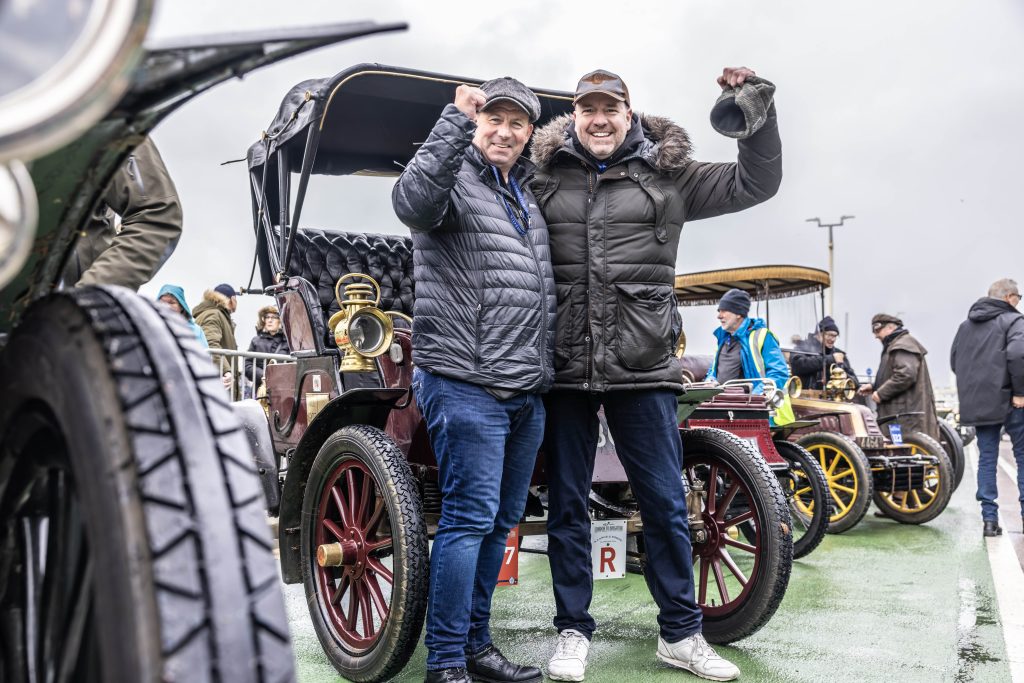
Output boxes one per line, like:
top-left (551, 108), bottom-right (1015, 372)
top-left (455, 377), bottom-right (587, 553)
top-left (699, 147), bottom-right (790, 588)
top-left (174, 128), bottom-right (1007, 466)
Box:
top-left (968, 445), bottom-right (1024, 681)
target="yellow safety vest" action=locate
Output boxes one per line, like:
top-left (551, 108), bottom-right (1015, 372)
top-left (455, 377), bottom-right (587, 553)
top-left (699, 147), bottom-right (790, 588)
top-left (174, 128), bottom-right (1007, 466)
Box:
top-left (749, 328), bottom-right (796, 426)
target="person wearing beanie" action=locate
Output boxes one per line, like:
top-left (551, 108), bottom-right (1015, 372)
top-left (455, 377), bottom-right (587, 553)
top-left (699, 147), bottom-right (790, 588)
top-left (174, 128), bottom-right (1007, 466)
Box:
top-left (243, 305), bottom-right (290, 396)
top-left (532, 65), bottom-right (782, 683)
top-left (858, 313), bottom-right (940, 443)
top-left (192, 283), bottom-right (238, 389)
top-left (156, 284), bottom-right (207, 348)
top-left (790, 315), bottom-right (859, 391)
top-left (705, 289), bottom-right (793, 410)
top-left (950, 278), bottom-right (1024, 537)
top-left (392, 76), bottom-right (551, 683)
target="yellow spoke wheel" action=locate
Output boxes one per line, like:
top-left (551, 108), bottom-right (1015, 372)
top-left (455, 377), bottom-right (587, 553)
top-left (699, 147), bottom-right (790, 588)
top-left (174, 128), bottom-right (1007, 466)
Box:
top-left (872, 431), bottom-right (954, 525)
top-left (795, 432), bottom-right (873, 534)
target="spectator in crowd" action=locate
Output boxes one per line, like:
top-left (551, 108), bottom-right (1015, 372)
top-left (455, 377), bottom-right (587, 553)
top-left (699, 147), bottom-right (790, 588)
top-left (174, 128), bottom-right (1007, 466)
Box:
top-left (156, 284), bottom-right (207, 347)
top-left (530, 65), bottom-right (782, 683)
top-left (951, 278), bottom-right (1024, 537)
top-left (790, 315), bottom-right (858, 390)
top-left (63, 137), bottom-right (182, 290)
top-left (244, 305), bottom-right (289, 397)
top-left (193, 283), bottom-right (238, 390)
top-left (392, 77), bottom-right (553, 683)
top-left (858, 313), bottom-right (940, 441)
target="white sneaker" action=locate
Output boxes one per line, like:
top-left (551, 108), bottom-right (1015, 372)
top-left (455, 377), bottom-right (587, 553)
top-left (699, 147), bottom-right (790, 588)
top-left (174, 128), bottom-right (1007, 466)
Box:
top-left (547, 629), bottom-right (590, 681)
top-left (657, 633), bottom-right (739, 681)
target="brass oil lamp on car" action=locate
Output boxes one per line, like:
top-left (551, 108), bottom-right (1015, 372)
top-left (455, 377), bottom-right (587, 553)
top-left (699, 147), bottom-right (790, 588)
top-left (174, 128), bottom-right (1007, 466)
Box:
top-left (327, 272), bottom-right (410, 373)
top-left (824, 365), bottom-right (858, 402)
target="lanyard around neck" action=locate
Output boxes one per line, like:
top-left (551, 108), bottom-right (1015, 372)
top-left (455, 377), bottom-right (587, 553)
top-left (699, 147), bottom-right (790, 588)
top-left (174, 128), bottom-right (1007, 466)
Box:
top-left (491, 166), bottom-right (531, 236)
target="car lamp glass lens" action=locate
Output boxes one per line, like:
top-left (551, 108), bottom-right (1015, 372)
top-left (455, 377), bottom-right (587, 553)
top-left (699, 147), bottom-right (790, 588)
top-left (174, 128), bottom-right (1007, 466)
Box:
top-left (348, 313), bottom-right (385, 355)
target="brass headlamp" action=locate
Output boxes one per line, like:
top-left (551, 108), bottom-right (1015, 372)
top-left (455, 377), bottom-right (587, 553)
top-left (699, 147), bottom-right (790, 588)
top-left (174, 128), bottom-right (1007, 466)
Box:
top-left (824, 365), bottom-right (857, 402)
top-left (327, 273), bottom-right (409, 373)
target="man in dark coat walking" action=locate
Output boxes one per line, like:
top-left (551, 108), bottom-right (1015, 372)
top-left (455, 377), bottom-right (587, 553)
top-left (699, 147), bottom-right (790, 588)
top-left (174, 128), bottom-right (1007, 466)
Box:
top-left (791, 316), bottom-right (859, 390)
top-left (531, 66), bottom-right (782, 683)
top-left (951, 278), bottom-right (1024, 537)
top-left (858, 313), bottom-right (940, 441)
top-left (392, 77), bottom-right (554, 683)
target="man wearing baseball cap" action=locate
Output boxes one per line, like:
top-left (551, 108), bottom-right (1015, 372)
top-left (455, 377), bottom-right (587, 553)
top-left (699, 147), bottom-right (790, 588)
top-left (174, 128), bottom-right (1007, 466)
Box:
top-left (530, 66), bottom-right (782, 682)
top-left (393, 78), bottom-right (553, 683)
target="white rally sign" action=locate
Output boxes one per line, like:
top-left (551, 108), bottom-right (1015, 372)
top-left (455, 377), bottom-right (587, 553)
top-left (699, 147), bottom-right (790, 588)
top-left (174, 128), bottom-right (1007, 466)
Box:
top-left (591, 519), bottom-right (627, 580)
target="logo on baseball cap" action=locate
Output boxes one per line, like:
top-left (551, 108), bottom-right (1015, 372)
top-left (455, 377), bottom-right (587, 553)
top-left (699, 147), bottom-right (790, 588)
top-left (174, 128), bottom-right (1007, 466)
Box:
top-left (573, 69), bottom-right (630, 106)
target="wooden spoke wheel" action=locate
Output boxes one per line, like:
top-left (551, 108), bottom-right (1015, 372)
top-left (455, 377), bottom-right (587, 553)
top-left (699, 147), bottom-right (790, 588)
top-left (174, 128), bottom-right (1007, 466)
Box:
top-left (773, 440), bottom-right (831, 559)
top-left (873, 431), bottom-right (954, 524)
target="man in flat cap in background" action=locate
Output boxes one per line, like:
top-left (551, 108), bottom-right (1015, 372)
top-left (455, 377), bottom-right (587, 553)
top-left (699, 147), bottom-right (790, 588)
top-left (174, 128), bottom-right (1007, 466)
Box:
top-left (530, 66), bottom-right (782, 682)
top-left (791, 315), bottom-right (859, 391)
top-left (859, 313), bottom-right (940, 442)
top-left (951, 278), bottom-right (1024, 537)
top-left (393, 77), bottom-right (553, 683)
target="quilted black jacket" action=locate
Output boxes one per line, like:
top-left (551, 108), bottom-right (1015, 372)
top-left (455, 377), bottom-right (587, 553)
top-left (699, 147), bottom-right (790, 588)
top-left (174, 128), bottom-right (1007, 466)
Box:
top-left (391, 104), bottom-right (556, 392)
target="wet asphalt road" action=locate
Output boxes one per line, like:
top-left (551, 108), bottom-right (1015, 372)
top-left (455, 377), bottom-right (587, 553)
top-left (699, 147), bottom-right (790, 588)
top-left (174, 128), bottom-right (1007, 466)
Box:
top-left (287, 445), bottom-right (1019, 682)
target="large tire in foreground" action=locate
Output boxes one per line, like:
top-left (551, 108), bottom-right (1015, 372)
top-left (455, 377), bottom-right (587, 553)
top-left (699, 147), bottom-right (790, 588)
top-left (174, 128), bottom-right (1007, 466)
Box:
top-left (937, 420), bottom-right (966, 492)
top-left (773, 440), bottom-right (831, 559)
top-left (681, 428), bottom-right (792, 644)
top-left (0, 287), bottom-right (293, 682)
top-left (300, 425), bottom-right (427, 683)
top-left (873, 431), bottom-right (954, 524)
top-left (796, 431), bottom-right (873, 534)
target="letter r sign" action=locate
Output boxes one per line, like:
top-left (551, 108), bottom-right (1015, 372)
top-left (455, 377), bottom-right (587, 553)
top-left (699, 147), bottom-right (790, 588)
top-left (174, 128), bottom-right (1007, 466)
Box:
top-left (591, 519), bottom-right (626, 579)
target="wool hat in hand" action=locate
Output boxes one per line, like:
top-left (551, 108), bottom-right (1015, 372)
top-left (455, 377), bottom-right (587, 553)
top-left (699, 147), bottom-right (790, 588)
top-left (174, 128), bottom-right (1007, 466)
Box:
top-left (718, 288), bottom-right (751, 317)
top-left (710, 75), bottom-right (776, 139)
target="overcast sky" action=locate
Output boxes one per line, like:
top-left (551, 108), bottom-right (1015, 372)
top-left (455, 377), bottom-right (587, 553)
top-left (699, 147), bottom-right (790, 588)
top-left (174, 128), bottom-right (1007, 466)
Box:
top-left (143, 0), bottom-right (1024, 385)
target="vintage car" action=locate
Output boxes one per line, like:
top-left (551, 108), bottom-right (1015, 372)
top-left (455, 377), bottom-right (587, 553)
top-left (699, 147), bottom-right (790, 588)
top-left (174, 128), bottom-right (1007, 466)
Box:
top-left (0, 10), bottom-right (408, 681)
top-left (237, 64), bottom-right (794, 681)
top-left (670, 265), bottom-right (961, 534)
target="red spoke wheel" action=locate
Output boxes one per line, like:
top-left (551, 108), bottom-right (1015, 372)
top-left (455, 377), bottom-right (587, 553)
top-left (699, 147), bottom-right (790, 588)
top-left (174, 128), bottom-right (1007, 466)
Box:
top-left (301, 425), bottom-right (427, 682)
top-left (681, 428), bottom-right (792, 644)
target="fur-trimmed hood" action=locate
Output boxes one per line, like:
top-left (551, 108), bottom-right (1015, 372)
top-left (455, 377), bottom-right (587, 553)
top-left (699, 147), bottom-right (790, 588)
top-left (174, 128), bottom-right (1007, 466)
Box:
top-left (200, 288), bottom-right (233, 311)
top-left (255, 305), bottom-right (280, 333)
top-left (530, 112), bottom-right (692, 173)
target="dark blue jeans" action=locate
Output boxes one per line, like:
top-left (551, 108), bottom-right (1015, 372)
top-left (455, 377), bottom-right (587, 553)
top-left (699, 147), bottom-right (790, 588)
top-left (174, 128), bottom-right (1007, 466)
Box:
top-left (413, 368), bottom-right (544, 670)
top-left (544, 389), bottom-right (702, 643)
top-left (975, 407), bottom-right (1024, 522)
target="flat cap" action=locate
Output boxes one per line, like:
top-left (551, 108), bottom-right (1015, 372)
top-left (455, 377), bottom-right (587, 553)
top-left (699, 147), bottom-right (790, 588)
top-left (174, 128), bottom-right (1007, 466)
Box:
top-left (710, 75), bottom-right (776, 139)
top-left (573, 69), bottom-right (630, 106)
top-left (480, 76), bottom-right (541, 123)
top-left (871, 313), bottom-right (903, 328)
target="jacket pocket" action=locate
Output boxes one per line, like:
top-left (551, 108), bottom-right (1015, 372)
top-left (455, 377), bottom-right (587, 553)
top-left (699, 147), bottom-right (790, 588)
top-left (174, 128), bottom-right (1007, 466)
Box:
top-left (554, 283), bottom-right (585, 369)
top-left (614, 282), bottom-right (675, 371)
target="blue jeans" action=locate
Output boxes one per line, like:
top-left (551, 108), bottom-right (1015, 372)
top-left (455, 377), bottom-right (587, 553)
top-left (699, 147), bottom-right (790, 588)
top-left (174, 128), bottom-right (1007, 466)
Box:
top-left (413, 368), bottom-right (544, 670)
top-left (544, 389), bottom-right (702, 643)
top-left (975, 407), bottom-right (1024, 522)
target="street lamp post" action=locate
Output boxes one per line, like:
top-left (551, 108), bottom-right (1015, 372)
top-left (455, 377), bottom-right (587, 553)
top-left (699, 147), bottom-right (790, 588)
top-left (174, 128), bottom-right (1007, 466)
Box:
top-left (806, 215), bottom-right (855, 315)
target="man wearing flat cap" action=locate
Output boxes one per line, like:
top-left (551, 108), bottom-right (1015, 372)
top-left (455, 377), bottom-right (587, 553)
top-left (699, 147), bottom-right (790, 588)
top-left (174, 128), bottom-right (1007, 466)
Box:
top-left (858, 313), bottom-right (940, 442)
top-left (531, 66), bottom-right (781, 682)
top-left (393, 78), bottom-right (553, 683)
top-left (791, 315), bottom-right (859, 391)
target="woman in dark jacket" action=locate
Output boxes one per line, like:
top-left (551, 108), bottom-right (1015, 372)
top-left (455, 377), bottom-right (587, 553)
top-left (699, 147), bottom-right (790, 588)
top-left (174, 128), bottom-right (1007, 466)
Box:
top-left (244, 305), bottom-right (289, 393)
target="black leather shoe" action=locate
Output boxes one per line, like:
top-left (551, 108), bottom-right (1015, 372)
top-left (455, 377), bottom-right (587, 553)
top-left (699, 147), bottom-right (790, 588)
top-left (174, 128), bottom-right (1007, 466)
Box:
top-left (425, 667), bottom-right (472, 683)
top-left (983, 520), bottom-right (1003, 537)
top-left (466, 644), bottom-right (542, 683)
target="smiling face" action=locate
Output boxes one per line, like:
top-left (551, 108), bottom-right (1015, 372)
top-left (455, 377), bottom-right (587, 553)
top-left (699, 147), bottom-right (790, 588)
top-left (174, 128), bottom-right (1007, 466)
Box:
top-left (472, 102), bottom-right (533, 177)
top-left (573, 92), bottom-right (632, 160)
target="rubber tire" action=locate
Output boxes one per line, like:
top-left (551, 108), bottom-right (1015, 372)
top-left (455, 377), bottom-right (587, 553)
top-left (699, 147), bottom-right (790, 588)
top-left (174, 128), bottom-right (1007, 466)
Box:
top-left (773, 440), bottom-right (831, 559)
top-left (681, 428), bottom-right (793, 644)
top-left (796, 431), bottom-right (873, 535)
top-left (937, 420), bottom-right (966, 492)
top-left (873, 432), bottom-right (954, 525)
top-left (300, 425), bottom-right (427, 683)
top-left (0, 287), bottom-right (293, 682)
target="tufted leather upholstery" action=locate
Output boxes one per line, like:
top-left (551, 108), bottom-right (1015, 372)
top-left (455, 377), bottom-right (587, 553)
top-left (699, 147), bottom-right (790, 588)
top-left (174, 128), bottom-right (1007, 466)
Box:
top-left (282, 229), bottom-right (415, 337)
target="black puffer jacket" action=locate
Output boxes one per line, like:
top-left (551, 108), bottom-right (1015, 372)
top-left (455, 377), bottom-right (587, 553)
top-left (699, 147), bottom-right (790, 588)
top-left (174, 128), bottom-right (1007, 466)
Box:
top-left (245, 331), bottom-right (289, 388)
top-left (791, 338), bottom-right (858, 390)
top-left (530, 108), bottom-right (782, 392)
top-left (951, 297), bottom-right (1024, 426)
top-left (392, 104), bottom-right (556, 392)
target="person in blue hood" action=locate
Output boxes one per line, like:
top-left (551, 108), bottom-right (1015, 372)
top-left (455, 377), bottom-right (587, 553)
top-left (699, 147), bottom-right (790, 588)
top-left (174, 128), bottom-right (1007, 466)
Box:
top-left (157, 284), bottom-right (208, 348)
top-left (705, 288), bottom-right (794, 423)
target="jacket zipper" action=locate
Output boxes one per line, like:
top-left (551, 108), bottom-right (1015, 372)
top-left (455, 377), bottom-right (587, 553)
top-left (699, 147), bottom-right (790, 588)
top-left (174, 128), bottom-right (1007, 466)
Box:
top-left (519, 171), bottom-right (548, 386)
top-left (584, 163), bottom-right (595, 391)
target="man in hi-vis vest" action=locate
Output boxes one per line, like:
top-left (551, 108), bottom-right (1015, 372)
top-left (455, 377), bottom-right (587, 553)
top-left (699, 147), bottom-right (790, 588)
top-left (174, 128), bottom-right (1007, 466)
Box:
top-left (705, 288), bottom-right (795, 424)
